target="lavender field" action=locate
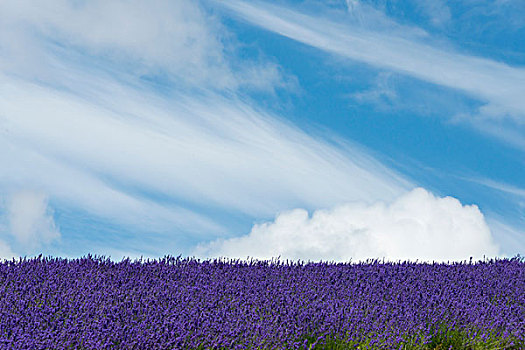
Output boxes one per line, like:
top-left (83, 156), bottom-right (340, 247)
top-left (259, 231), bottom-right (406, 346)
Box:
top-left (0, 256), bottom-right (523, 349)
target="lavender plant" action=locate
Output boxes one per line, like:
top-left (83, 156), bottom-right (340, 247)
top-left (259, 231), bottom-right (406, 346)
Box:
top-left (0, 255), bottom-right (523, 349)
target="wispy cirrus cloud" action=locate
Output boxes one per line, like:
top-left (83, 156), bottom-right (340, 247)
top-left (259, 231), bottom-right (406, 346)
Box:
top-left (0, 0), bottom-right (291, 94)
top-left (0, 73), bottom-right (409, 216)
top-left (468, 177), bottom-right (525, 200)
top-left (484, 217), bottom-right (525, 258)
top-left (215, 0), bottom-right (525, 146)
top-left (0, 0), bottom-right (417, 256)
top-left (412, 0), bottom-right (451, 27)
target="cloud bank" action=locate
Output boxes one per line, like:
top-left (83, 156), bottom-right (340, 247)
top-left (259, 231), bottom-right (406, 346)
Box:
top-left (195, 188), bottom-right (499, 262)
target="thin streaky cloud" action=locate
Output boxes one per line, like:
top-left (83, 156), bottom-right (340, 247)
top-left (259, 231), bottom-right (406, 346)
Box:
top-left (485, 217), bottom-right (525, 257)
top-left (0, 72), bottom-right (410, 214)
top-left (467, 178), bottom-right (525, 199)
top-left (468, 119), bottom-right (525, 152)
top-left (0, 0), bottom-right (289, 94)
top-left (216, 0), bottom-right (525, 125)
top-left (0, 135), bottom-right (223, 236)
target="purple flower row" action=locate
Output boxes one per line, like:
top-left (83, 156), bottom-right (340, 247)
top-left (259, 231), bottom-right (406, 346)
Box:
top-left (0, 255), bottom-right (523, 349)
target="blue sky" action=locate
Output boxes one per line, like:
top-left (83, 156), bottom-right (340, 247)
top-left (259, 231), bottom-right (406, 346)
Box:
top-left (0, 0), bottom-right (523, 262)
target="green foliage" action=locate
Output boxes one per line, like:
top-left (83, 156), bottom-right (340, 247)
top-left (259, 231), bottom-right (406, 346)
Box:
top-left (294, 326), bottom-right (523, 350)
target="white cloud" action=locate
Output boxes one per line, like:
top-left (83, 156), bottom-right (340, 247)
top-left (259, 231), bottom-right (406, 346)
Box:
top-left (0, 240), bottom-right (15, 260)
top-left (414, 0), bottom-right (451, 27)
top-left (467, 177), bottom-right (525, 200)
top-left (0, 72), bottom-right (410, 225)
top-left (466, 119), bottom-right (525, 152)
top-left (0, 135), bottom-right (224, 236)
top-left (349, 72), bottom-right (398, 107)
top-left (0, 0), bottom-right (288, 93)
top-left (485, 218), bottom-right (525, 258)
top-left (2, 191), bottom-right (60, 253)
top-left (0, 0), bottom-right (512, 260)
top-left (216, 0), bottom-right (525, 126)
top-left (195, 188), bottom-right (500, 262)
top-left (0, 0), bottom-right (415, 254)
top-left (0, 0), bottom-right (230, 87)
top-left (343, 0), bottom-right (429, 38)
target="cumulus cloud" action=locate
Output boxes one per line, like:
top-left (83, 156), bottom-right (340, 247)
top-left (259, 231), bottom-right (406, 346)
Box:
top-left (4, 191), bottom-right (60, 253)
top-left (195, 188), bottom-right (500, 262)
